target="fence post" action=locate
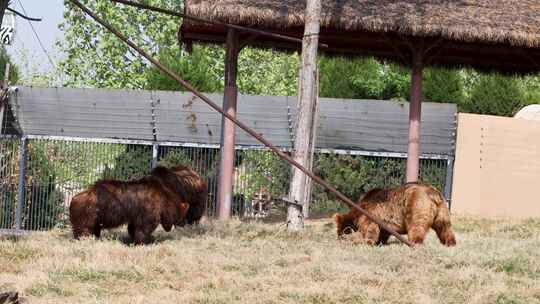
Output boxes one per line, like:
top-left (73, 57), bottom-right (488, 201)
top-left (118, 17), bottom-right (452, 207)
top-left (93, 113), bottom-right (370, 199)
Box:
top-left (444, 156), bottom-right (454, 209)
top-left (15, 136), bottom-right (27, 230)
top-left (151, 143), bottom-right (159, 168)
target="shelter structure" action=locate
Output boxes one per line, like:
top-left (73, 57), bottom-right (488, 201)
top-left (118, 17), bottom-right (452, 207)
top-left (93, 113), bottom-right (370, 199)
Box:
top-left (180, 0), bottom-right (540, 213)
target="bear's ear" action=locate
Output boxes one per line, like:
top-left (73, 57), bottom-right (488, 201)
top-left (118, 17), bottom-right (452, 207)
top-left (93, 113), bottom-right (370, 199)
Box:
top-left (333, 213), bottom-right (345, 237)
top-left (333, 213), bottom-right (343, 225)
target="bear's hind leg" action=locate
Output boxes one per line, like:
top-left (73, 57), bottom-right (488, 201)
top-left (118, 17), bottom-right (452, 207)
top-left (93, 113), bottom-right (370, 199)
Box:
top-left (407, 223), bottom-right (430, 245)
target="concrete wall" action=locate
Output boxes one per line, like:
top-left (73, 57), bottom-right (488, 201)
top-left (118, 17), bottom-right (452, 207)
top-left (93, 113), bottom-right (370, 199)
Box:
top-left (452, 113), bottom-right (540, 218)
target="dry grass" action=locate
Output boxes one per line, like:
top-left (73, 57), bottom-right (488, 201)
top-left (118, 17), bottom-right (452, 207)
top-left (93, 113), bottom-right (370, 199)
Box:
top-left (1, 215), bottom-right (540, 304)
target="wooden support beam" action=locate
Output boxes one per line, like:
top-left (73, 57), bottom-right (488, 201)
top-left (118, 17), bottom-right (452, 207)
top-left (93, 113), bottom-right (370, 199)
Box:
top-left (406, 43), bottom-right (424, 183)
top-left (301, 67), bottom-right (319, 218)
top-left (217, 28), bottom-right (239, 219)
top-left (287, 0), bottom-right (321, 231)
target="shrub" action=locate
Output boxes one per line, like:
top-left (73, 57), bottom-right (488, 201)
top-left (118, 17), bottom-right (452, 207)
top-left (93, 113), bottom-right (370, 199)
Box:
top-left (465, 74), bottom-right (526, 116)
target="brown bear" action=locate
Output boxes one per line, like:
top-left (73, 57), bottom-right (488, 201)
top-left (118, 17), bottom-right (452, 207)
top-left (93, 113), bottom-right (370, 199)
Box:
top-left (69, 165), bottom-right (207, 244)
top-left (167, 165), bottom-right (208, 225)
top-left (334, 182), bottom-right (456, 246)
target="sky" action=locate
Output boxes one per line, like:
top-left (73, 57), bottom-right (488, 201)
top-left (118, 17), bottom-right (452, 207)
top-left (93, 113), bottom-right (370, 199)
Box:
top-left (4, 0), bottom-right (64, 78)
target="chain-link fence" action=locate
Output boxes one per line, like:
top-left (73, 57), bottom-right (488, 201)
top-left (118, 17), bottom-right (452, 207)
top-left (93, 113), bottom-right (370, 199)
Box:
top-left (0, 136), bottom-right (19, 230)
top-left (0, 135), bottom-right (452, 231)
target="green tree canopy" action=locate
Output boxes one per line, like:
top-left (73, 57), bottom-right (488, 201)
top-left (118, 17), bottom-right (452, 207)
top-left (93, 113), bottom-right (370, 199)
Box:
top-left (60, 0), bottom-right (182, 88)
top-left (0, 47), bottom-right (19, 84)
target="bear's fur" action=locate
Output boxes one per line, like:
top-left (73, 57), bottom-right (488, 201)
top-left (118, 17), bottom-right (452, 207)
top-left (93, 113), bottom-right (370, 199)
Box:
top-left (69, 165), bottom-right (207, 244)
top-left (334, 182), bottom-right (456, 246)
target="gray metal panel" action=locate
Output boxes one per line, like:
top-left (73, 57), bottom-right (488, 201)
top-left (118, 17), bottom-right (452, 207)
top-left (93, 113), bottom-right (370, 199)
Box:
top-left (9, 86), bottom-right (154, 140)
top-left (316, 98), bottom-right (456, 154)
top-left (153, 90), bottom-right (222, 144)
top-left (7, 87), bottom-right (457, 155)
top-left (154, 91), bottom-right (294, 147)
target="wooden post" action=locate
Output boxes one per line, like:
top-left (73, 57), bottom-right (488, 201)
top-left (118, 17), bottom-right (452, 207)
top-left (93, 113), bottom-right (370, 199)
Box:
top-left (406, 47), bottom-right (424, 182)
top-left (287, 0), bottom-right (321, 231)
top-left (217, 29), bottom-right (239, 219)
top-left (301, 67), bottom-right (319, 218)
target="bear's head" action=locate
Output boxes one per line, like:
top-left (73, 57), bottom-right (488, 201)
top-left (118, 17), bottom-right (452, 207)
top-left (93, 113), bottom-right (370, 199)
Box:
top-left (333, 213), bottom-right (357, 237)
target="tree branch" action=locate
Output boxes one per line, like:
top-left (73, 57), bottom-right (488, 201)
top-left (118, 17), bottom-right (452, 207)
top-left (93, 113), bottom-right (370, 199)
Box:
top-left (6, 7), bottom-right (42, 22)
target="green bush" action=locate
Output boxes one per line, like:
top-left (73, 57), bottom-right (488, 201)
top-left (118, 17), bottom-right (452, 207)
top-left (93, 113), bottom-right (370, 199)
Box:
top-left (319, 56), bottom-right (411, 101)
top-left (157, 149), bottom-right (193, 168)
top-left (23, 142), bottom-right (65, 230)
top-left (464, 74), bottom-right (526, 116)
top-left (0, 47), bottom-right (19, 84)
top-left (311, 154), bottom-right (405, 213)
top-left (145, 46), bottom-right (223, 93)
top-left (236, 150), bottom-right (290, 200)
top-left (102, 145), bottom-right (152, 180)
top-left (423, 68), bottom-right (465, 104)
top-left (0, 187), bottom-right (16, 229)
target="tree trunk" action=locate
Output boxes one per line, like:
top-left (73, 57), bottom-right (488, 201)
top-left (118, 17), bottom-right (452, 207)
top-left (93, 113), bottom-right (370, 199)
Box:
top-left (287, 0), bottom-right (321, 231)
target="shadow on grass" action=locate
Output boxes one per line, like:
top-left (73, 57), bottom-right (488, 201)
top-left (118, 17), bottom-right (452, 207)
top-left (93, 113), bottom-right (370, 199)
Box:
top-left (99, 224), bottom-right (211, 246)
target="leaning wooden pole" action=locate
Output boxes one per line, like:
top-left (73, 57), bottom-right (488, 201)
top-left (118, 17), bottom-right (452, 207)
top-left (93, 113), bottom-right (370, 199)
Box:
top-left (68, 0), bottom-right (414, 247)
top-left (217, 29), bottom-right (239, 219)
top-left (406, 47), bottom-right (424, 182)
top-left (287, 0), bottom-right (322, 231)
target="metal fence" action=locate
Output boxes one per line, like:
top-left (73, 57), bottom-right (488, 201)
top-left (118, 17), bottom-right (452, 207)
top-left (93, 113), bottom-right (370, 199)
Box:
top-left (0, 135), bottom-right (452, 231)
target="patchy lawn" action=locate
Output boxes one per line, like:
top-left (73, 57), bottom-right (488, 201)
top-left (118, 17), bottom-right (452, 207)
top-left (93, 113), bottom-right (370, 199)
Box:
top-left (1, 215), bottom-right (540, 304)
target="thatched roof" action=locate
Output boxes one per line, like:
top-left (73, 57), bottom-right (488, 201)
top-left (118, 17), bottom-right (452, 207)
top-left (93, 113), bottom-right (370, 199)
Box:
top-left (180, 0), bottom-right (540, 73)
top-left (183, 0), bottom-right (540, 48)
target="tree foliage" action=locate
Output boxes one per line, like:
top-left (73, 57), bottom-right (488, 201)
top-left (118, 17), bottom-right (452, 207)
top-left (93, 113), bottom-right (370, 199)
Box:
top-left (60, 0), bottom-right (182, 88)
top-left (465, 74), bottom-right (526, 116)
top-left (423, 68), bottom-right (465, 104)
top-left (145, 47), bottom-right (223, 93)
top-left (0, 47), bottom-right (19, 84)
top-left (0, 46), bottom-right (19, 84)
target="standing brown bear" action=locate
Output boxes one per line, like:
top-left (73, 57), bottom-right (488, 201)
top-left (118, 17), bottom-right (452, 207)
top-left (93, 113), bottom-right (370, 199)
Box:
top-left (69, 165), bottom-right (207, 244)
top-left (334, 182), bottom-right (456, 246)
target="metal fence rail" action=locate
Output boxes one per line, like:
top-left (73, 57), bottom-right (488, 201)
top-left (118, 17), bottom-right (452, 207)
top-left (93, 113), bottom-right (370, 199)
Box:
top-left (0, 135), bottom-right (451, 231)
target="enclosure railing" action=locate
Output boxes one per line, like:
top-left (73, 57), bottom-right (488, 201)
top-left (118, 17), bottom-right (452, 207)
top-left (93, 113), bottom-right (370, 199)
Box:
top-left (0, 134), bottom-right (453, 232)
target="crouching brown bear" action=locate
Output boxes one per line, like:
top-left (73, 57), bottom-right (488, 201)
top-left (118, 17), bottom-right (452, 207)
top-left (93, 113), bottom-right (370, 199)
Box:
top-left (333, 182), bottom-right (456, 246)
top-left (69, 165), bottom-right (207, 244)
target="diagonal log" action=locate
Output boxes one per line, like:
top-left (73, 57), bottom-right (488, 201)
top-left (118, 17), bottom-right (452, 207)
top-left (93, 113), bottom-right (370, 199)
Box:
top-left (68, 0), bottom-right (414, 247)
